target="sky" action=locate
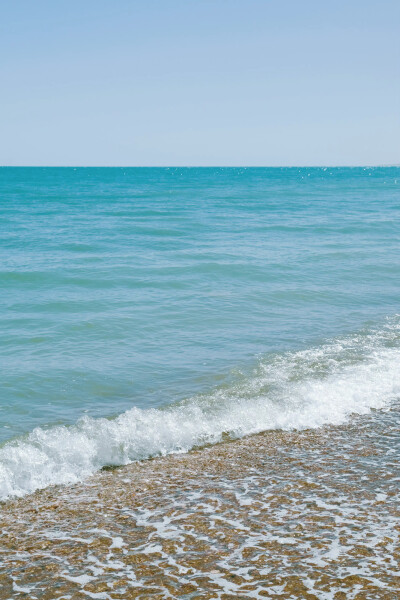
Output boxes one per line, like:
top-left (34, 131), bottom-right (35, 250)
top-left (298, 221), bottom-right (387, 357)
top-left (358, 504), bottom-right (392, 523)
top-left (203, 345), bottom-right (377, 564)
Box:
top-left (1, 0), bottom-right (399, 166)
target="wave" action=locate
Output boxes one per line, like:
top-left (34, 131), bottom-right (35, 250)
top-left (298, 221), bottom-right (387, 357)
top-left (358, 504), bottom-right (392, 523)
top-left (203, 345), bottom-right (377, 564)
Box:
top-left (1, 317), bottom-right (400, 501)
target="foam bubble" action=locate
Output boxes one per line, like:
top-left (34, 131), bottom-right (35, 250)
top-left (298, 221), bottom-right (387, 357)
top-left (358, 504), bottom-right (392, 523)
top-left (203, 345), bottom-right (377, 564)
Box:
top-left (1, 317), bottom-right (400, 501)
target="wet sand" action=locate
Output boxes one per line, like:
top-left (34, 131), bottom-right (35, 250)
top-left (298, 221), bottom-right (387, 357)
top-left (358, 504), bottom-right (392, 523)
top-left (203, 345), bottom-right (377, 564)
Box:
top-left (1, 407), bottom-right (400, 600)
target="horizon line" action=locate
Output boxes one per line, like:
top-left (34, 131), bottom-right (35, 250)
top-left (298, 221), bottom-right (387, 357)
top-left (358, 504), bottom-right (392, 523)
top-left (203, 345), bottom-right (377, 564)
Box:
top-left (1, 164), bottom-right (399, 169)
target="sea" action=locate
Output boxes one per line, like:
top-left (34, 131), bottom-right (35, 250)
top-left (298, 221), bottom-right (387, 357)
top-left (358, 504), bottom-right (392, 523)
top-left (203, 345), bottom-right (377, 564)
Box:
top-left (1, 167), bottom-right (400, 598)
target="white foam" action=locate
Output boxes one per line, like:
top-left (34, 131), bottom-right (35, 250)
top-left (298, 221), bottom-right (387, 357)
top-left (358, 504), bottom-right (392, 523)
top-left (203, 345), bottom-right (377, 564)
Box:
top-left (1, 318), bottom-right (400, 501)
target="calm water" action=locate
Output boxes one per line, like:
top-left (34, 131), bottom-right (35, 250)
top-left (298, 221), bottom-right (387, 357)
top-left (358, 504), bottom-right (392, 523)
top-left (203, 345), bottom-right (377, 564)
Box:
top-left (0, 167), bottom-right (399, 499)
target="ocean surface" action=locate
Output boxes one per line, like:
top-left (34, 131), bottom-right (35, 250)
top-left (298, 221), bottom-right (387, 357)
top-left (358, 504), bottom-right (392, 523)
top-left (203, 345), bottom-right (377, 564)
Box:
top-left (0, 166), bottom-right (399, 501)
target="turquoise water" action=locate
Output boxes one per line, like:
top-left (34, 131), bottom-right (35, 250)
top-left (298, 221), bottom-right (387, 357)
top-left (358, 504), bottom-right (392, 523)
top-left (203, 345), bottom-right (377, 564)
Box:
top-left (1, 167), bottom-right (399, 498)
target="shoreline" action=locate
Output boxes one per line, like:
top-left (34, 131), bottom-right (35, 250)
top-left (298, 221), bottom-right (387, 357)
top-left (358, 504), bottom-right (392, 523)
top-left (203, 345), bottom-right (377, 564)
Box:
top-left (1, 409), bottom-right (399, 599)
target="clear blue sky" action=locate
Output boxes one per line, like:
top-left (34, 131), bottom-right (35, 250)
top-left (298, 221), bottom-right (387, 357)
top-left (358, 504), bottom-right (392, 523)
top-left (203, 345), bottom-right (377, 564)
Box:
top-left (1, 0), bottom-right (399, 166)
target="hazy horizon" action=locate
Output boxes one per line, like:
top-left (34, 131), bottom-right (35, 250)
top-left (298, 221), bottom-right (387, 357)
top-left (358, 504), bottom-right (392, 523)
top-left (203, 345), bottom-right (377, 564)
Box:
top-left (1, 0), bottom-right (399, 166)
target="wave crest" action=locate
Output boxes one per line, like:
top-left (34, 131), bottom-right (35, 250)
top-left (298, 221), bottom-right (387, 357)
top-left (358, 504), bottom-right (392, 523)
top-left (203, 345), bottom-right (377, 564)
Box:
top-left (1, 318), bottom-right (400, 501)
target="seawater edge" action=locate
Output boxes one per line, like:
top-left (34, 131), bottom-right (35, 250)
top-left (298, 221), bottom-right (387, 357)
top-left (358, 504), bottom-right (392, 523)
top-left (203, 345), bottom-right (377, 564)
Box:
top-left (1, 405), bottom-right (399, 600)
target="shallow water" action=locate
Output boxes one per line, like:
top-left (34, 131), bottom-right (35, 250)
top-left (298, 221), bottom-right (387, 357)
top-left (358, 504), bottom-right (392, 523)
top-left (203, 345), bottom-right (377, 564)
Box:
top-left (1, 404), bottom-right (400, 599)
top-left (1, 167), bottom-right (400, 499)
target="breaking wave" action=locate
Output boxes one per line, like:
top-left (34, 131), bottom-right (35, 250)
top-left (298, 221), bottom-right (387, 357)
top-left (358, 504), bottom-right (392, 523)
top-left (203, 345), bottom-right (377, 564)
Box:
top-left (1, 317), bottom-right (400, 501)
